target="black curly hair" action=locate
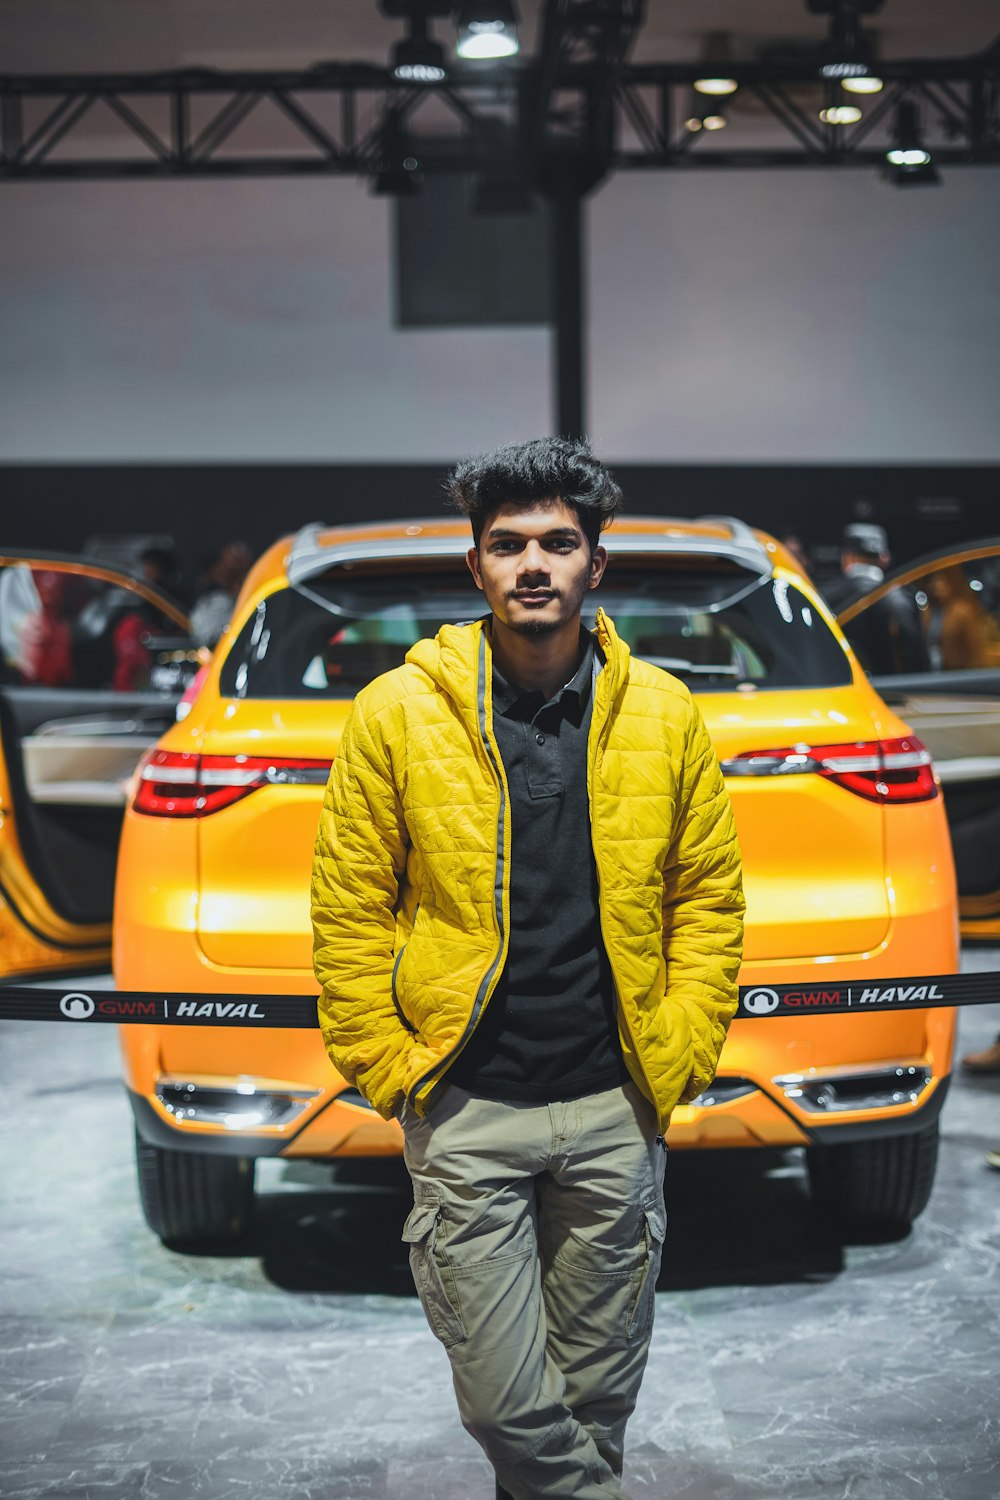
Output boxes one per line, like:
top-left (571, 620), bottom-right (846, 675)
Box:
top-left (445, 437), bottom-right (622, 552)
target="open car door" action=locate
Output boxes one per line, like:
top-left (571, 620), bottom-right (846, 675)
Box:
top-left (0, 549), bottom-right (193, 978)
top-left (838, 538), bottom-right (1000, 940)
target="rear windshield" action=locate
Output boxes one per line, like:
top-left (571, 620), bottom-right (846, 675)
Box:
top-left (218, 561), bottom-right (852, 698)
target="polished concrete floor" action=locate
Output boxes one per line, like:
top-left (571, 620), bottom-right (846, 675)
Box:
top-left (2, 955), bottom-right (998, 1500)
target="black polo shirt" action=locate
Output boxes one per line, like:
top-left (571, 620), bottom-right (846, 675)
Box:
top-left (446, 631), bottom-right (627, 1103)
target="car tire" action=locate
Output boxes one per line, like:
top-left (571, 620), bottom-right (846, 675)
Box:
top-left (806, 1122), bottom-right (940, 1234)
top-left (134, 1128), bottom-right (255, 1247)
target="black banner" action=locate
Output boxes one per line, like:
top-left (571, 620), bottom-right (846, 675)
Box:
top-left (734, 973), bottom-right (999, 1018)
top-left (0, 989), bottom-right (319, 1027)
top-left (0, 972), bottom-right (997, 1026)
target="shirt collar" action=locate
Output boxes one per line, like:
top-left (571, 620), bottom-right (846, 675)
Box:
top-left (492, 630), bottom-right (597, 718)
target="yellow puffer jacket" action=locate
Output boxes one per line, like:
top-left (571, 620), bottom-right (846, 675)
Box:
top-left (312, 609), bottom-right (744, 1132)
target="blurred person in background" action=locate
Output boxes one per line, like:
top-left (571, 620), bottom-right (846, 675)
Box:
top-left (17, 570), bottom-right (74, 687)
top-left (823, 522), bottom-right (891, 613)
top-left (927, 565), bottom-right (1000, 672)
top-left (138, 543), bottom-right (187, 605)
top-left (190, 541), bottom-right (252, 648)
top-left (106, 543), bottom-right (189, 691)
top-left (825, 523), bottom-right (928, 676)
top-left (781, 534), bottom-right (812, 576)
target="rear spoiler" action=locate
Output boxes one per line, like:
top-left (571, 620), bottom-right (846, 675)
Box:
top-left (286, 516), bottom-right (772, 590)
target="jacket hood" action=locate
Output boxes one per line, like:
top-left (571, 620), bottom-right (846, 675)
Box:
top-left (405, 607), bottom-right (629, 711)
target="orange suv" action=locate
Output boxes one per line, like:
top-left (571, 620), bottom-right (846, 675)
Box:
top-left (114, 517), bottom-right (958, 1246)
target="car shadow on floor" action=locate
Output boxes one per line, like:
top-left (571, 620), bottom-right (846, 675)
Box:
top-left (235, 1147), bottom-right (860, 1294)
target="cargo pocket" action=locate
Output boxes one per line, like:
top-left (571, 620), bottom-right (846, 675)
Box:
top-left (402, 1190), bottom-right (466, 1348)
top-left (625, 1194), bottom-right (667, 1341)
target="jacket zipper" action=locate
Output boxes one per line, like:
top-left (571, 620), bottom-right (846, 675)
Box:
top-left (406, 630), bottom-right (508, 1110)
top-left (588, 661), bottom-right (661, 1123)
top-left (391, 903), bottom-right (419, 1033)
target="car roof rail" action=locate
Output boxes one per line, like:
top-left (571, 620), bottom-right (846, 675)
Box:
top-left (697, 515), bottom-right (771, 567)
top-left (287, 522), bottom-right (330, 584)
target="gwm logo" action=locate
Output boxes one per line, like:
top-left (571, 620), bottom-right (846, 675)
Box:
top-left (742, 987), bottom-right (781, 1015)
top-left (59, 992), bottom-right (96, 1020)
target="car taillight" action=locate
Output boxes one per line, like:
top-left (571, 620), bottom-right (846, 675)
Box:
top-left (720, 736), bottom-right (937, 804)
top-left (132, 750), bottom-right (333, 817)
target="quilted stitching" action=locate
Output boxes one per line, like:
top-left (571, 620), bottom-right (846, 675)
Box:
top-left (312, 610), bottom-right (745, 1129)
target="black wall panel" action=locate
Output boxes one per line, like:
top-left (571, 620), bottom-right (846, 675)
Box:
top-left (1, 464), bottom-right (997, 590)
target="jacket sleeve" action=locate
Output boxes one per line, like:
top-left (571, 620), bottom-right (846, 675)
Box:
top-left (662, 696), bottom-right (745, 1104)
top-left (311, 694), bottom-right (414, 1118)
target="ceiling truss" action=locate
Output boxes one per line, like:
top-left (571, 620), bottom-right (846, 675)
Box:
top-left (0, 41), bottom-right (997, 183)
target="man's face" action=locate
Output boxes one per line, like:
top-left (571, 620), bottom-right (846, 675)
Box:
top-left (466, 499), bottom-right (607, 636)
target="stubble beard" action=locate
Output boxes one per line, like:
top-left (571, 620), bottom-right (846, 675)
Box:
top-left (505, 610), bottom-right (563, 638)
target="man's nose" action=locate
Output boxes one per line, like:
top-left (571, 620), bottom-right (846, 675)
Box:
top-left (519, 541), bottom-right (549, 574)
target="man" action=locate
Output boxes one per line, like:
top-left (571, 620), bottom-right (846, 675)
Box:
top-left (311, 437), bottom-right (745, 1500)
top-left (826, 521), bottom-right (928, 675)
top-left (823, 520), bottom-right (891, 614)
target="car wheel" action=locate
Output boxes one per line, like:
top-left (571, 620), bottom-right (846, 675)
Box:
top-left (806, 1122), bottom-right (940, 1234)
top-left (134, 1128), bottom-right (255, 1247)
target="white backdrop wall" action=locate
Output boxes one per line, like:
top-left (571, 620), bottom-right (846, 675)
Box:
top-left (2, 166), bottom-right (999, 463)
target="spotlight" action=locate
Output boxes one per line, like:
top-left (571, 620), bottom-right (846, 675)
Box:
top-left (841, 73), bottom-right (883, 93)
top-left (455, 1), bottom-right (519, 60)
top-left (885, 99), bottom-right (939, 185)
top-left (685, 97), bottom-right (728, 132)
top-left (812, 1), bottom-right (884, 87)
top-left (819, 59), bottom-right (872, 81)
top-left (693, 77), bottom-right (738, 96)
top-left (819, 104), bottom-right (862, 124)
top-left (391, 16), bottom-right (448, 83)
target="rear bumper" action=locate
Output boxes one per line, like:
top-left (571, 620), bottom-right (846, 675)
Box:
top-left (128, 1063), bottom-right (952, 1161)
top-left (128, 1081), bottom-right (402, 1159)
top-left (665, 1070), bottom-right (950, 1150)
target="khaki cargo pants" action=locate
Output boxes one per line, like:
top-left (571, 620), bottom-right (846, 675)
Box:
top-left (399, 1079), bottom-right (667, 1500)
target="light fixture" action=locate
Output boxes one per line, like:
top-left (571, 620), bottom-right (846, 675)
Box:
top-left (887, 147), bottom-right (931, 166)
top-left (372, 114), bottom-right (423, 196)
top-left (693, 77), bottom-right (738, 96)
top-left (455, 1), bottom-right (519, 60)
top-left (819, 59), bottom-right (871, 80)
top-left (885, 99), bottom-right (939, 186)
top-left (819, 104), bottom-right (862, 124)
top-left (813, 0), bottom-right (885, 87)
top-left (391, 15), bottom-right (448, 83)
top-left (685, 96), bottom-right (728, 132)
top-left (841, 73), bottom-right (883, 93)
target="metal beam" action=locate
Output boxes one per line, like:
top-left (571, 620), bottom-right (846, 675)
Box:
top-left (1, 44), bottom-right (997, 179)
top-left (552, 190), bottom-right (585, 438)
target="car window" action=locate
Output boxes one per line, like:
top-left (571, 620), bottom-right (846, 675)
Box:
top-left (0, 563), bottom-right (187, 692)
top-left (218, 564), bottom-right (852, 699)
top-left (842, 556), bottom-right (1000, 677)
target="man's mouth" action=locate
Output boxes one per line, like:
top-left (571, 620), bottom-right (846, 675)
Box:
top-left (512, 590), bottom-right (556, 603)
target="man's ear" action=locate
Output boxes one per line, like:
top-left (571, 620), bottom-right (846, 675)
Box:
top-left (466, 545), bottom-right (484, 592)
top-left (588, 545), bottom-right (608, 590)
